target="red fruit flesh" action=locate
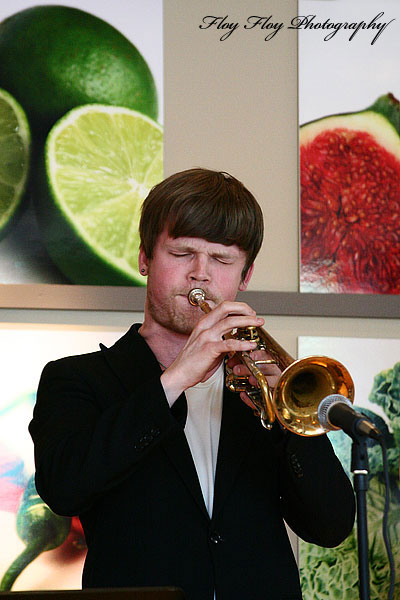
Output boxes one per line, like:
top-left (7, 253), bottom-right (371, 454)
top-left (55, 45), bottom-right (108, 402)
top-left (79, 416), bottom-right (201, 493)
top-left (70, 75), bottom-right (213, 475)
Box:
top-left (301, 128), bottom-right (400, 294)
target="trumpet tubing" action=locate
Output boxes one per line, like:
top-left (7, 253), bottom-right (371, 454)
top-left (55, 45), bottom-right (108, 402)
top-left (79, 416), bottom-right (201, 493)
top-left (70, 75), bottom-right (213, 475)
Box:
top-left (187, 288), bottom-right (354, 436)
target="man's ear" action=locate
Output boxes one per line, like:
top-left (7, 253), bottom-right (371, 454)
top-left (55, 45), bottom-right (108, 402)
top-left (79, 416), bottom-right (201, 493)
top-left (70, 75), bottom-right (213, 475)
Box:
top-left (138, 246), bottom-right (149, 276)
top-left (239, 263), bottom-right (254, 291)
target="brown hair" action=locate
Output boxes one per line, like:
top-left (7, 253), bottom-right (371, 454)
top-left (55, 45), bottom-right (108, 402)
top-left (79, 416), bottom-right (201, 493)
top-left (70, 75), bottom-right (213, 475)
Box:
top-left (139, 168), bottom-right (264, 279)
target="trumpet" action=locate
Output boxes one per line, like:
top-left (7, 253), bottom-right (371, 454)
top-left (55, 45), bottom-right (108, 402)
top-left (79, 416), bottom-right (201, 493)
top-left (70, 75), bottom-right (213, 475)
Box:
top-left (188, 288), bottom-right (354, 436)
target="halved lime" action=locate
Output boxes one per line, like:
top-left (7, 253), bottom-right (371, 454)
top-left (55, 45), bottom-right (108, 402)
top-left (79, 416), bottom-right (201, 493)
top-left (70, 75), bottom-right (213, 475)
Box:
top-left (0, 87), bottom-right (30, 240)
top-left (36, 104), bottom-right (163, 285)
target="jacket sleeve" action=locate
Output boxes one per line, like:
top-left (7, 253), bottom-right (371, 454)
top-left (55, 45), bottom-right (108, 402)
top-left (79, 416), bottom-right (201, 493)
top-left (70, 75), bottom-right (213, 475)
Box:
top-left (277, 429), bottom-right (355, 547)
top-left (29, 357), bottom-right (183, 517)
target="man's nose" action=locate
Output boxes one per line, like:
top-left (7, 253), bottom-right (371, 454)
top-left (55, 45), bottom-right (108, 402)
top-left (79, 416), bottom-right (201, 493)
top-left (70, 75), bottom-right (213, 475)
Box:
top-left (189, 255), bottom-right (210, 282)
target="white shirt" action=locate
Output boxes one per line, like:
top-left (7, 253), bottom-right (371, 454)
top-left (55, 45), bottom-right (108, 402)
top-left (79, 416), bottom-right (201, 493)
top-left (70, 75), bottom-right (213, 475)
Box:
top-left (184, 362), bottom-right (224, 517)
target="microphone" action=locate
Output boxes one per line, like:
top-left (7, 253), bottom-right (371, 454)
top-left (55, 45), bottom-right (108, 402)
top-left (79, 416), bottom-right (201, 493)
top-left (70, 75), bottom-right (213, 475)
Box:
top-left (317, 394), bottom-right (382, 440)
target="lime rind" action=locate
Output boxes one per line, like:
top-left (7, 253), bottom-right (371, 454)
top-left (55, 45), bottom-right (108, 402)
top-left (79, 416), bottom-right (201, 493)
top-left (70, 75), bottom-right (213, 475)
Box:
top-left (43, 104), bottom-right (163, 284)
top-left (0, 5), bottom-right (159, 139)
top-left (0, 88), bottom-right (30, 234)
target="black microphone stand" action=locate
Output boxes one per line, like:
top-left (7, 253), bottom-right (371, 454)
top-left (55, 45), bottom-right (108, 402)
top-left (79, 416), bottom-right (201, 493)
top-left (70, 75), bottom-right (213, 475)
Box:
top-left (350, 432), bottom-right (371, 600)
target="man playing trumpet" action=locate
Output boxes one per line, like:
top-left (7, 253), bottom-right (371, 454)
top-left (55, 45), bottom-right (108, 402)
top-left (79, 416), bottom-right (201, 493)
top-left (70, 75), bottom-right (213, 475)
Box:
top-left (30, 168), bottom-right (355, 599)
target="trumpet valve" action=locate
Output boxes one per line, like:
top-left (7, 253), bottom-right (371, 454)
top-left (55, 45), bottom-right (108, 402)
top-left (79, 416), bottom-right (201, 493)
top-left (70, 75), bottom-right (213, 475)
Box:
top-left (235, 326), bottom-right (260, 343)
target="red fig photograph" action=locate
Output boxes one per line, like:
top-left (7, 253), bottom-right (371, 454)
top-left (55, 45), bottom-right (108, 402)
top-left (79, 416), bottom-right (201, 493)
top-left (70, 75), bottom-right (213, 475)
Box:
top-left (300, 93), bottom-right (400, 294)
top-left (299, 1), bottom-right (400, 295)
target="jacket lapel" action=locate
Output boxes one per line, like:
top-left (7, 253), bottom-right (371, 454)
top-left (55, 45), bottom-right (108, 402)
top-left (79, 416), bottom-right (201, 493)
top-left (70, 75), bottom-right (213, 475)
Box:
top-left (161, 417), bottom-right (210, 520)
top-left (212, 386), bottom-right (257, 519)
top-left (99, 324), bottom-right (209, 520)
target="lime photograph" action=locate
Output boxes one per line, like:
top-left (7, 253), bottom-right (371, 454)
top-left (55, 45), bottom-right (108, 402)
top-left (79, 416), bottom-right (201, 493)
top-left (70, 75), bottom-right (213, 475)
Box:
top-left (0, 0), bottom-right (163, 286)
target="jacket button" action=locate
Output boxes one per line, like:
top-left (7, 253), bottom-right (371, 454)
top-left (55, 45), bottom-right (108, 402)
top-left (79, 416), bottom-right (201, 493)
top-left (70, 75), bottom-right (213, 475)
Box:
top-left (289, 453), bottom-right (304, 478)
top-left (210, 532), bottom-right (224, 544)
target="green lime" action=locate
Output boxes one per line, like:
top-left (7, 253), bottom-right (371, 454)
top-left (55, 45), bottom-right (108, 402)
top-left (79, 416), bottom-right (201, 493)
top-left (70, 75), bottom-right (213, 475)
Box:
top-left (0, 87), bottom-right (30, 241)
top-left (0, 5), bottom-right (158, 141)
top-left (36, 104), bottom-right (163, 285)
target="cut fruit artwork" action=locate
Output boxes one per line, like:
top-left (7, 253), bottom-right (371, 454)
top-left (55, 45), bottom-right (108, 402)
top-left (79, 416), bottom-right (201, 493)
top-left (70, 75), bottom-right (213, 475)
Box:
top-left (300, 93), bottom-right (400, 295)
top-left (0, 5), bottom-right (158, 141)
top-left (0, 5), bottom-right (163, 285)
top-left (0, 87), bottom-right (30, 241)
top-left (37, 105), bottom-right (163, 285)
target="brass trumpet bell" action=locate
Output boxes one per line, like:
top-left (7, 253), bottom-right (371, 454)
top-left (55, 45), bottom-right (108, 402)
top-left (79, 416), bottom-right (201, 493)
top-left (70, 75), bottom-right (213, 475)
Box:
top-left (188, 288), bottom-right (354, 436)
top-left (272, 355), bottom-right (354, 436)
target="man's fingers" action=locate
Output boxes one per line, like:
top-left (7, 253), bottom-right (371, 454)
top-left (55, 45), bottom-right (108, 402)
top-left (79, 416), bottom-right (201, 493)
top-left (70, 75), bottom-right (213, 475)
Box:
top-left (196, 315), bottom-right (264, 341)
top-left (194, 300), bottom-right (263, 331)
top-left (239, 391), bottom-right (257, 410)
top-left (232, 362), bottom-right (280, 377)
top-left (207, 338), bottom-right (259, 356)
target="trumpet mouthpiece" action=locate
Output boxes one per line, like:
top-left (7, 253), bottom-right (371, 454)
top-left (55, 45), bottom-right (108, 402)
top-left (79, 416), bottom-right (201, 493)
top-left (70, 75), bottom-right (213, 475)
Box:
top-left (188, 288), bottom-right (211, 314)
top-left (188, 288), bottom-right (206, 306)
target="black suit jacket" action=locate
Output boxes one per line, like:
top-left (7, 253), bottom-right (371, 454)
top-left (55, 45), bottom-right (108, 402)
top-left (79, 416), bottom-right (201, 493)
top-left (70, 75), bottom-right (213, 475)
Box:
top-left (29, 324), bottom-right (355, 600)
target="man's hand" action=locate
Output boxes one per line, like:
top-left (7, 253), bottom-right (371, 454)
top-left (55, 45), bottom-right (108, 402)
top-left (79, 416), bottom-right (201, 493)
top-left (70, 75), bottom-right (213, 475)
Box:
top-left (160, 300), bottom-right (264, 406)
top-left (226, 349), bottom-right (282, 410)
